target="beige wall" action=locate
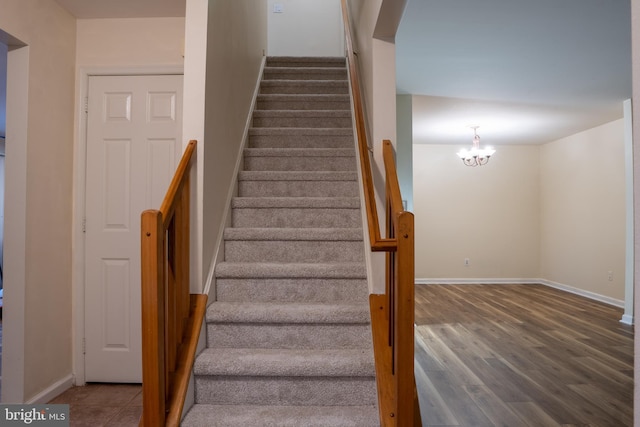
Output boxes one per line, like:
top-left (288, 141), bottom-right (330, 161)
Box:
top-left (201, 0), bottom-right (268, 294)
top-left (0, 0), bottom-right (76, 402)
top-left (413, 118), bottom-right (626, 303)
top-left (76, 18), bottom-right (185, 67)
top-left (540, 120), bottom-right (626, 300)
top-left (267, 0), bottom-right (344, 56)
top-left (413, 144), bottom-right (541, 279)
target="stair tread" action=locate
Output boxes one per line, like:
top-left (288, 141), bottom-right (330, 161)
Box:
top-left (253, 110), bottom-right (351, 117)
top-left (267, 56), bottom-right (346, 63)
top-left (257, 93), bottom-right (350, 99)
top-left (231, 196), bottom-right (359, 208)
top-left (238, 170), bottom-right (357, 181)
top-left (182, 404), bottom-right (379, 427)
top-left (224, 227), bottom-right (362, 241)
top-left (261, 79), bottom-right (348, 85)
top-left (244, 148), bottom-right (354, 157)
top-left (194, 347), bottom-right (375, 377)
top-left (206, 301), bottom-right (370, 323)
top-left (264, 66), bottom-right (346, 72)
top-left (215, 262), bottom-right (366, 278)
top-left (249, 127), bottom-right (353, 135)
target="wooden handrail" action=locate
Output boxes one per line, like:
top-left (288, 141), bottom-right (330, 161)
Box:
top-left (140, 140), bottom-right (207, 427)
top-left (341, 1), bottom-right (421, 426)
top-left (340, 0), bottom-right (396, 252)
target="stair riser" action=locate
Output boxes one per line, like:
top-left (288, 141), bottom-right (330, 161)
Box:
top-left (248, 134), bottom-right (354, 149)
top-left (232, 207), bottom-right (361, 228)
top-left (266, 59), bottom-right (345, 68)
top-left (253, 116), bottom-right (352, 128)
top-left (263, 70), bottom-right (347, 81)
top-left (224, 240), bottom-right (363, 263)
top-left (207, 324), bottom-right (372, 349)
top-left (238, 181), bottom-right (359, 197)
top-left (256, 99), bottom-right (350, 111)
top-left (182, 405), bottom-right (380, 427)
top-left (244, 156), bottom-right (356, 171)
top-left (195, 377), bottom-right (377, 406)
top-left (216, 278), bottom-right (369, 303)
top-left (260, 83), bottom-right (348, 95)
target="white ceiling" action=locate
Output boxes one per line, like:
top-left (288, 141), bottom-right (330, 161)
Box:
top-left (54, 0), bottom-right (185, 18)
top-left (396, 0), bottom-right (632, 145)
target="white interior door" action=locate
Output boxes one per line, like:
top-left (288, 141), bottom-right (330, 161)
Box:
top-left (85, 74), bottom-right (183, 382)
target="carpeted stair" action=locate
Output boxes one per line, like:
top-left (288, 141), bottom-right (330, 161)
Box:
top-left (181, 57), bottom-right (379, 427)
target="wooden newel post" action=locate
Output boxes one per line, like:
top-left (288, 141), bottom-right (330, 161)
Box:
top-left (141, 209), bottom-right (166, 427)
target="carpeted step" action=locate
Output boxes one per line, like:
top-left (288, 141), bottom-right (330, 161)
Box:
top-left (256, 94), bottom-right (351, 111)
top-left (216, 277), bottom-right (368, 303)
top-left (215, 262), bottom-right (369, 303)
top-left (193, 348), bottom-right (377, 406)
top-left (206, 302), bottom-right (372, 349)
top-left (223, 228), bottom-right (364, 263)
top-left (263, 66), bottom-right (347, 81)
top-left (238, 171), bottom-right (359, 197)
top-left (260, 79), bottom-right (348, 95)
top-left (243, 148), bottom-right (356, 171)
top-left (231, 196), bottom-right (361, 228)
top-left (215, 261), bottom-right (367, 279)
top-left (248, 128), bottom-right (354, 149)
top-left (266, 56), bottom-right (346, 68)
top-left (181, 404), bottom-right (379, 427)
top-left (185, 55), bottom-right (379, 426)
top-left (253, 110), bottom-right (352, 128)
top-left (195, 348), bottom-right (374, 377)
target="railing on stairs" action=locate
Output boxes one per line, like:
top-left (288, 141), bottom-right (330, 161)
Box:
top-left (140, 140), bottom-right (207, 427)
top-left (340, 1), bottom-right (422, 426)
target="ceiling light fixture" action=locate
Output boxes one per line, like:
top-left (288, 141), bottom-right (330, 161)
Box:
top-left (457, 126), bottom-right (495, 167)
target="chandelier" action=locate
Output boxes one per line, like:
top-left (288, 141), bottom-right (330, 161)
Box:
top-left (457, 126), bottom-right (495, 166)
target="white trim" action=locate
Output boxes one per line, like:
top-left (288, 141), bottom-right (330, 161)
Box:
top-left (623, 99), bottom-right (634, 325)
top-left (3, 44), bottom-right (29, 403)
top-left (202, 56), bottom-right (266, 298)
top-left (25, 374), bottom-right (74, 404)
top-left (621, 314), bottom-right (634, 325)
top-left (416, 278), bottom-right (625, 308)
top-left (416, 278), bottom-right (541, 285)
top-left (72, 65), bottom-right (184, 386)
top-left (539, 279), bottom-right (625, 308)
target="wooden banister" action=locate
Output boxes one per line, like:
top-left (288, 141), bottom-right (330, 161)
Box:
top-left (341, 1), bottom-right (421, 425)
top-left (340, 0), bottom-right (396, 253)
top-left (140, 140), bottom-right (207, 427)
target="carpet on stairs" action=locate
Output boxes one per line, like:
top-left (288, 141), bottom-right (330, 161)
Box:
top-left (182, 56), bottom-right (379, 427)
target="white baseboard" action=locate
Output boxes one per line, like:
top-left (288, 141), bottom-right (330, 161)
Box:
top-left (620, 313), bottom-right (634, 325)
top-left (416, 278), bottom-right (540, 285)
top-left (416, 278), bottom-right (625, 308)
top-left (26, 374), bottom-right (74, 404)
top-left (538, 279), bottom-right (624, 308)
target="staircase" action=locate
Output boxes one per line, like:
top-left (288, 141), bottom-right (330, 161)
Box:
top-left (181, 57), bottom-right (379, 426)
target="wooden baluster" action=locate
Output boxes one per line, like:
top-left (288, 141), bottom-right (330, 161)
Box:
top-left (394, 210), bottom-right (415, 425)
top-left (141, 210), bottom-right (166, 427)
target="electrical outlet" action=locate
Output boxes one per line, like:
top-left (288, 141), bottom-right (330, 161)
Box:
top-left (464, 258), bottom-right (470, 267)
top-left (608, 270), bottom-right (613, 281)
top-left (273, 3), bottom-right (284, 13)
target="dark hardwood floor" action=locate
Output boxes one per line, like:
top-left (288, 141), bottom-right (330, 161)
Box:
top-left (414, 284), bottom-right (633, 427)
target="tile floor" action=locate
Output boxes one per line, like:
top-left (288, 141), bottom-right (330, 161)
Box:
top-left (48, 383), bottom-right (142, 427)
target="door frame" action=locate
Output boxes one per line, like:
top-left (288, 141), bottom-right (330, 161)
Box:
top-left (73, 66), bottom-right (184, 386)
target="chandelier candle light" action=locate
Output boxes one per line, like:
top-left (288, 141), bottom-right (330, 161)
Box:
top-left (457, 126), bottom-right (495, 166)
